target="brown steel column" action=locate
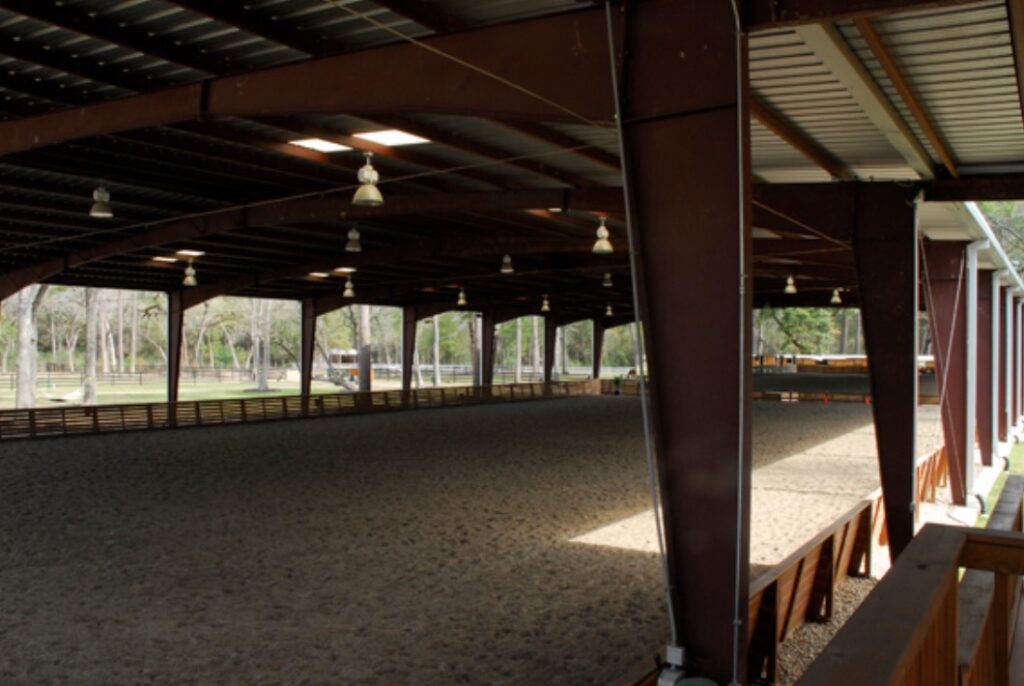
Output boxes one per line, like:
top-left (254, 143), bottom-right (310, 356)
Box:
top-left (619, 1), bottom-right (750, 680)
top-left (543, 317), bottom-right (556, 384)
top-left (924, 241), bottom-right (968, 505)
top-left (401, 306), bottom-right (417, 392)
top-left (853, 184), bottom-right (920, 561)
top-left (1000, 285), bottom-right (1011, 441)
top-left (167, 290), bottom-right (184, 407)
top-left (481, 312), bottom-right (496, 387)
top-left (592, 319), bottom-right (605, 380)
top-left (978, 271), bottom-right (994, 466)
top-left (300, 298), bottom-right (316, 412)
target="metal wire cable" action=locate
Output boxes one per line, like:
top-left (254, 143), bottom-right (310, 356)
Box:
top-left (603, 0), bottom-right (679, 649)
top-left (318, 0), bottom-right (607, 128)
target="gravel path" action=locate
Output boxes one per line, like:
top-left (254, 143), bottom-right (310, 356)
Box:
top-left (0, 397), bottom-right (941, 685)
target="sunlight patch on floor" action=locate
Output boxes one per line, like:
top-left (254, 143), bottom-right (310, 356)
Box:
top-left (570, 508), bottom-right (660, 553)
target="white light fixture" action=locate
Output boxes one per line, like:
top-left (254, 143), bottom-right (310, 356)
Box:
top-left (176, 249), bottom-right (205, 258)
top-left (457, 288), bottom-right (467, 307)
top-left (500, 254), bottom-right (514, 275)
top-left (182, 259), bottom-right (197, 287)
top-left (152, 256), bottom-right (178, 263)
top-left (831, 288), bottom-right (842, 305)
top-left (541, 294), bottom-right (551, 313)
top-left (352, 152), bottom-right (383, 207)
top-left (605, 303), bottom-right (614, 317)
top-left (592, 216), bottom-right (613, 254)
top-left (309, 272), bottom-right (331, 278)
top-left (785, 275), bottom-right (797, 295)
top-left (343, 277), bottom-right (355, 298)
top-left (354, 129), bottom-right (429, 146)
top-left (602, 272), bottom-right (613, 288)
top-left (89, 185), bottom-right (112, 218)
top-left (345, 226), bottom-right (362, 252)
top-left (334, 267), bottom-right (357, 274)
top-left (289, 138), bottom-right (351, 153)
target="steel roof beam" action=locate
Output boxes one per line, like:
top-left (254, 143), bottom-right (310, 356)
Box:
top-left (744, 0), bottom-right (989, 30)
top-left (0, 8), bottom-right (616, 157)
top-left (794, 22), bottom-right (935, 179)
top-left (749, 96), bottom-right (853, 179)
top-left (0, 187), bottom-right (622, 301)
top-left (854, 17), bottom-right (958, 178)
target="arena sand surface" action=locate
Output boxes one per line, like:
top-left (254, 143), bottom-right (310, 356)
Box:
top-left (0, 397), bottom-right (941, 685)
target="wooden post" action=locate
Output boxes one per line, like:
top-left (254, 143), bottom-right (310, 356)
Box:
top-left (300, 298), bottom-right (316, 415)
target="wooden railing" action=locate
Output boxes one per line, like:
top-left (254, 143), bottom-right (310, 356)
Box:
top-left (798, 477), bottom-right (1024, 685)
top-left (0, 380), bottom-right (601, 441)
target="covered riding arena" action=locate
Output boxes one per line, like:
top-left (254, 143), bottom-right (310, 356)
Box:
top-left (2, 0), bottom-right (1024, 684)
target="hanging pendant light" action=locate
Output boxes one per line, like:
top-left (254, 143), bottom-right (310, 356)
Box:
top-left (352, 152), bottom-right (383, 207)
top-left (831, 288), bottom-right (842, 305)
top-left (541, 294), bottom-right (551, 313)
top-left (605, 303), bottom-right (614, 317)
top-left (500, 254), bottom-right (514, 275)
top-left (602, 272), bottom-right (613, 288)
top-left (89, 185), bottom-right (113, 218)
top-left (345, 226), bottom-right (362, 253)
top-left (343, 277), bottom-right (355, 298)
top-left (182, 259), bottom-right (197, 287)
top-left (457, 288), bottom-right (467, 306)
top-left (592, 216), bottom-right (613, 254)
top-left (784, 275), bottom-right (798, 295)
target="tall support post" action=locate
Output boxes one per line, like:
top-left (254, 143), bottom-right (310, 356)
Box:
top-left (975, 262), bottom-right (994, 475)
top-left (167, 290), bottom-right (184, 407)
top-left (592, 319), bottom-right (605, 380)
top-left (1011, 296), bottom-right (1019, 430)
top-left (619, 1), bottom-right (751, 680)
top-left (481, 312), bottom-right (496, 387)
top-left (300, 298), bottom-right (316, 414)
top-left (993, 275), bottom-right (1006, 447)
top-left (923, 241), bottom-right (968, 505)
top-left (358, 304), bottom-right (371, 393)
top-left (401, 306), bottom-right (417, 393)
top-left (1001, 279), bottom-right (1013, 442)
top-left (543, 316), bottom-right (556, 384)
top-left (852, 184), bottom-right (920, 561)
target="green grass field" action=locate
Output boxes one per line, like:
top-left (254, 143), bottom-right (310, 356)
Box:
top-left (975, 441), bottom-right (1024, 528)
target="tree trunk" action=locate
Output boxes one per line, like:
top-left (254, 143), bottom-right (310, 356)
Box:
top-left (65, 331), bottom-right (78, 373)
top-left (116, 290), bottom-right (124, 373)
top-left (50, 315), bottom-right (58, 373)
top-left (129, 291), bottom-right (138, 374)
top-left (414, 347), bottom-right (423, 388)
top-left (14, 285), bottom-right (48, 409)
top-left (468, 314), bottom-right (480, 385)
top-left (358, 304), bottom-right (372, 392)
top-left (432, 315), bottom-right (441, 387)
top-left (515, 318), bottom-right (522, 383)
top-left (222, 325), bottom-right (241, 369)
top-left (532, 316), bottom-right (540, 381)
top-left (255, 301), bottom-right (270, 391)
top-left (84, 288), bottom-right (98, 405)
top-left (99, 301), bottom-right (111, 375)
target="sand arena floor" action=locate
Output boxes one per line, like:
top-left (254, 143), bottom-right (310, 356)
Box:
top-left (0, 397), bottom-right (942, 685)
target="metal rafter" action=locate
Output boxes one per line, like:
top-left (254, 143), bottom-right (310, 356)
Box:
top-left (749, 96), bottom-right (853, 179)
top-left (854, 17), bottom-right (959, 178)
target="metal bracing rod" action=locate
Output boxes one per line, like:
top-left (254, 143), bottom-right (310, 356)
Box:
top-left (965, 240), bottom-right (989, 495)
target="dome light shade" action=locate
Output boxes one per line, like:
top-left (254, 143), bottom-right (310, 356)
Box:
top-left (602, 272), bottom-right (613, 288)
top-left (785, 275), bottom-right (797, 295)
top-left (352, 153), bottom-right (383, 207)
top-left (592, 217), bottom-right (613, 254)
top-left (605, 303), bottom-right (613, 317)
top-left (457, 288), bottom-right (467, 307)
top-left (345, 226), bottom-right (362, 253)
top-left (90, 185), bottom-right (113, 218)
top-left (831, 288), bottom-right (842, 305)
top-left (541, 295), bottom-right (550, 313)
top-left (182, 259), bottom-right (197, 287)
top-left (343, 277), bottom-right (355, 298)
top-left (500, 254), bottom-right (514, 275)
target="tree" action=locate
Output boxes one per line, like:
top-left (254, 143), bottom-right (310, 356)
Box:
top-left (84, 288), bottom-right (98, 405)
top-left (14, 285), bottom-right (48, 408)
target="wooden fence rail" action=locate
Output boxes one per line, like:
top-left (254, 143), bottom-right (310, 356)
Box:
top-left (798, 478), bottom-right (1024, 686)
top-left (0, 380), bottom-right (600, 442)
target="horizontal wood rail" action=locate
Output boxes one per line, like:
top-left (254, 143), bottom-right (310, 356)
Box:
top-left (799, 479), bottom-right (1024, 686)
top-left (0, 380), bottom-right (601, 441)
